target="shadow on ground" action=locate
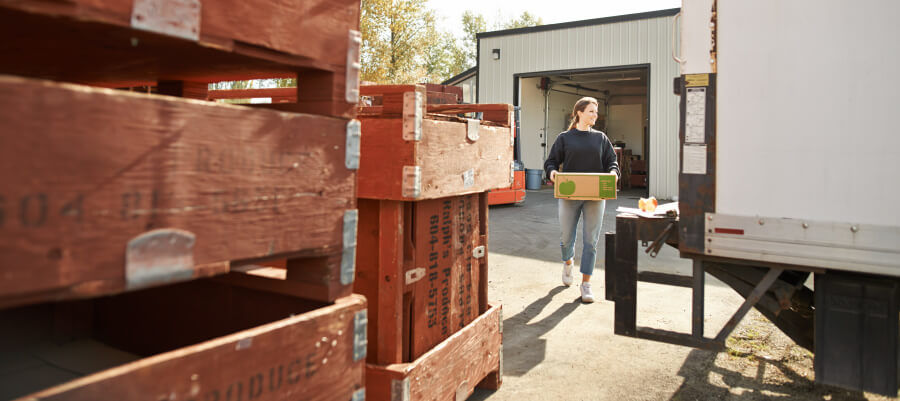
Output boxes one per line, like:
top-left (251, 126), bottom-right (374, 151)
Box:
top-left (669, 348), bottom-right (873, 400)
top-left (468, 286), bottom-right (581, 401)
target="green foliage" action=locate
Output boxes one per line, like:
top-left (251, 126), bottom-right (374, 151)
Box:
top-left (501, 11), bottom-right (543, 30)
top-left (361, 0), bottom-right (435, 83)
top-left (459, 11), bottom-right (488, 68)
top-left (455, 11), bottom-right (543, 76)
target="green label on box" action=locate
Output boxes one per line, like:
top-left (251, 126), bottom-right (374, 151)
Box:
top-left (598, 175), bottom-right (616, 198)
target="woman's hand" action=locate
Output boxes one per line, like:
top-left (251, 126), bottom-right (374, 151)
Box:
top-left (550, 170), bottom-right (558, 182)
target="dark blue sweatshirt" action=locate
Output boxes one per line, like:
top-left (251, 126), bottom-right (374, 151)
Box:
top-left (543, 128), bottom-right (620, 180)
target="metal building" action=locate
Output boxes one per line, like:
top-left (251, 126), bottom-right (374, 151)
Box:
top-left (476, 9), bottom-right (681, 199)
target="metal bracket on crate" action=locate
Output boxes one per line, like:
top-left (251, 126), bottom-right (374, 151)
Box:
top-left (342, 210), bottom-right (359, 285)
top-left (402, 92), bottom-right (423, 141)
top-left (405, 267), bottom-right (426, 285)
top-left (125, 228), bottom-right (196, 290)
top-left (353, 310), bottom-right (368, 362)
top-left (131, 0), bottom-right (201, 41)
top-left (466, 119), bottom-right (480, 141)
top-left (472, 246), bottom-right (486, 259)
top-left (391, 378), bottom-right (410, 401)
top-left (462, 169), bottom-right (475, 189)
top-left (345, 119), bottom-right (361, 170)
top-left (509, 161), bottom-right (516, 184)
top-left (402, 166), bottom-right (422, 199)
top-left (498, 346), bottom-right (504, 380)
top-left (346, 30), bottom-right (362, 103)
top-left (454, 380), bottom-right (470, 401)
top-left (351, 388), bottom-right (366, 401)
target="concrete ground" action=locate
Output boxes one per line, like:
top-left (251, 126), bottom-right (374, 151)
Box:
top-left (469, 187), bottom-right (896, 401)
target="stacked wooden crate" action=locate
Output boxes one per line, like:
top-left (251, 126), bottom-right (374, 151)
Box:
top-left (354, 84), bottom-right (508, 400)
top-left (0, 1), bottom-right (368, 399)
top-left (630, 158), bottom-right (648, 188)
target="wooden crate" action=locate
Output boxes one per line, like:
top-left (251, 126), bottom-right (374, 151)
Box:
top-left (0, 1), bottom-right (361, 117)
top-left (0, 277), bottom-right (368, 401)
top-left (366, 303), bottom-right (503, 401)
top-left (357, 85), bottom-right (515, 200)
top-left (355, 193), bottom-right (489, 365)
top-left (614, 147), bottom-right (631, 190)
top-left (0, 75), bottom-right (360, 308)
top-left (631, 159), bottom-right (647, 173)
top-left (422, 83), bottom-right (463, 103)
top-left (630, 174), bottom-right (648, 188)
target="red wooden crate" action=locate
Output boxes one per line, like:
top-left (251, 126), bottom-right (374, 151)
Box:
top-left (366, 304), bottom-right (503, 401)
top-left (355, 193), bottom-right (489, 365)
top-left (631, 159), bottom-right (647, 173)
top-left (0, 75), bottom-right (360, 308)
top-left (356, 85), bottom-right (515, 200)
top-left (0, 1), bottom-right (361, 117)
top-left (422, 83), bottom-right (463, 101)
top-left (630, 174), bottom-right (648, 188)
top-left (0, 277), bottom-right (368, 401)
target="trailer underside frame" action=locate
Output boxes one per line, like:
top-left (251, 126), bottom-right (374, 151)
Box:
top-left (606, 214), bottom-right (815, 351)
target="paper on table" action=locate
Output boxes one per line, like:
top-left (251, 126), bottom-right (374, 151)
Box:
top-left (616, 202), bottom-right (679, 218)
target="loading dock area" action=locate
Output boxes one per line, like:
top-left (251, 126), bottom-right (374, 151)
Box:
top-left (477, 9), bottom-right (682, 199)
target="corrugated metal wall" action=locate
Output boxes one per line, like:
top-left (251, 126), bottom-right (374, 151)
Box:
top-left (478, 14), bottom-right (681, 200)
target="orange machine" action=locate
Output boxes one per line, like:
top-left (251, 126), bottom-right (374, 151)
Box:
top-left (488, 107), bottom-right (525, 205)
top-left (487, 168), bottom-right (525, 205)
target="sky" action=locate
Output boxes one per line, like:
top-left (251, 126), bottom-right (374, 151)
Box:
top-left (428, 0), bottom-right (681, 38)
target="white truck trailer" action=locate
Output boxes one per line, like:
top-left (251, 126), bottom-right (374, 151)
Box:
top-left (606, 0), bottom-right (900, 396)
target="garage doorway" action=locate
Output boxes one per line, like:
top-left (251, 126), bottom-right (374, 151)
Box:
top-left (514, 65), bottom-right (650, 193)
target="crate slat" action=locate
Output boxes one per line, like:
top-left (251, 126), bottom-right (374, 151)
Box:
top-left (0, 75), bottom-right (357, 308)
top-left (0, 280), bottom-right (367, 400)
top-left (365, 303), bottom-right (503, 401)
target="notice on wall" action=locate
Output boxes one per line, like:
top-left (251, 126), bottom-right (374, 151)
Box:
top-left (683, 144), bottom-right (707, 175)
top-left (685, 87), bottom-right (707, 144)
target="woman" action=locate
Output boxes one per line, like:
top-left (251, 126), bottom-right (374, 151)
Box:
top-left (543, 97), bottom-right (619, 303)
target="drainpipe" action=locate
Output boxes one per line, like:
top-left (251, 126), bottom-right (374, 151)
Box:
top-left (542, 87), bottom-right (550, 161)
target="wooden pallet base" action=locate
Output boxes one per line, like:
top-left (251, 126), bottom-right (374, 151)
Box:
top-left (365, 304), bottom-right (502, 401)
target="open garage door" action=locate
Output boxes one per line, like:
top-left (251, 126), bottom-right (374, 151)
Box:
top-left (515, 66), bottom-right (649, 192)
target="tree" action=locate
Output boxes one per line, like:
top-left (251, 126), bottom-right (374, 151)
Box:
top-left (460, 11), bottom-right (488, 69)
top-left (500, 11), bottom-right (543, 30)
top-left (361, 0), bottom-right (436, 84)
top-left (421, 23), bottom-right (461, 83)
top-left (357, 3), bottom-right (543, 84)
top-left (453, 11), bottom-right (543, 76)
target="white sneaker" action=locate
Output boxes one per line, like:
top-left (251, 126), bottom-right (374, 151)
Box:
top-left (562, 260), bottom-right (574, 286)
top-left (580, 282), bottom-right (595, 303)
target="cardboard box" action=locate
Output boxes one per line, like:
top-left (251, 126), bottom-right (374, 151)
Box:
top-left (554, 172), bottom-right (617, 200)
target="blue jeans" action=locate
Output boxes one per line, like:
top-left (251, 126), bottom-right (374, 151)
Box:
top-left (558, 199), bottom-right (606, 276)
